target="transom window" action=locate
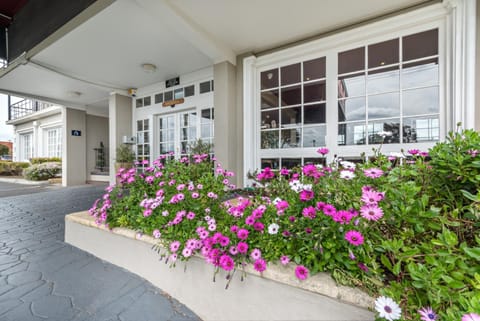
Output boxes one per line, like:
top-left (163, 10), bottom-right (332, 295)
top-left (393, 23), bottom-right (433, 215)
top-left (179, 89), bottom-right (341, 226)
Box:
top-left (338, 29), bottom-right (439, 145)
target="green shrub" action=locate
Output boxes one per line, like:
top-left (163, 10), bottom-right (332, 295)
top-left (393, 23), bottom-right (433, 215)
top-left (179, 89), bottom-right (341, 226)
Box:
top-left (0, 161), bottom-right (30, 176)
top-left (30, 157), bottom-right (62, 164)
top-left (91, 130), bottom-right (480, 320)
top-left (115, 144), bottom-right (135, 163)
top-left (23, 162), bottom-right (62, 181)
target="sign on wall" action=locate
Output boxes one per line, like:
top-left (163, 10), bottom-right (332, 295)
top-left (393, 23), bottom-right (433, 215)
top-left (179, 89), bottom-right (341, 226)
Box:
top-left (71, 130), bottom-right (82, 136)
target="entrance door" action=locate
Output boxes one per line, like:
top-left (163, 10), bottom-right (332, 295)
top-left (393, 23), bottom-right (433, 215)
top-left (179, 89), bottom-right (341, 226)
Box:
top-left (158, 111), bottom-right (198, 158)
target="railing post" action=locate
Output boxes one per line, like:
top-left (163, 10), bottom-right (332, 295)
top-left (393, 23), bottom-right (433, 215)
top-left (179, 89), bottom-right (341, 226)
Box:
top-left (7, 95), bottom-right (11, 120)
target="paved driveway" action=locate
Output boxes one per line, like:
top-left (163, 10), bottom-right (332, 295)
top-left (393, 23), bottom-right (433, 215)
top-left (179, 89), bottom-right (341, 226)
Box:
top-left (0, 184), bottom-right (201, 321)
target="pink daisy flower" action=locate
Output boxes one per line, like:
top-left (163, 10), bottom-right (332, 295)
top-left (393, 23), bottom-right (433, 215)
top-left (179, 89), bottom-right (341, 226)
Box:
top-left (333, 210), bottom-right (354, 224)
top-left (462, 313), bottom-right (480, 321)
top-left (237, 228), bottom-right (249, 240)
top-left (360, 204), bottom-right (384, 221)
top-left (361, 190), bottom-right (384, 205)
top-left (219, 255), bottom-right (235, 271)
top-left (363, 167), bottom-right (384, 178)
top-left (236, 242), bottom-right (248, 254)
top-left (345, 230), bottom-right (364, 246)
top-left (250, 248), bottom-right (262, 260)
top-left (280, 255), bottom-right (290, 265)
top-left (322, 204), bottom-right (336, 216)
top-left (317, 147), bottom-right (329, 155)
top-left (170, 241), bottom-right (180, 252)
top-left (253, 259), bottom-right (267, 272)
top-left (295, 265), bottom-right (309, 280)
top-left (302, 206), bottom-right (317, 219)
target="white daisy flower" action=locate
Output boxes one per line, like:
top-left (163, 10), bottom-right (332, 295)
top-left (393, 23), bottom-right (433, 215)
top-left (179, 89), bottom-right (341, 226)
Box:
top-left (272, 197), bottom-right (282, 205)
top-left (375, 296), bottom-right (402, 321)
top-left (340, 170), bottom-right (355, 180)
top-left (268, 223), bottom-right (279, 235)
top-left (340, 161), bottom-right (356, 169)
top-left (389, 152), bottom-right (405, 159)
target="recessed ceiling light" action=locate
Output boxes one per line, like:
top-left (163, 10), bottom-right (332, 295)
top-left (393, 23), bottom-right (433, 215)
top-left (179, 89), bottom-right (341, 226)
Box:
top-left (142, 63), bottom-right (157, 73)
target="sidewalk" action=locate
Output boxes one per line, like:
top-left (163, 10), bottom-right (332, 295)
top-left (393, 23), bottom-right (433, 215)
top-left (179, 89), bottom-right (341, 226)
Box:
top-left (0, 176), bottom-right (51, 185)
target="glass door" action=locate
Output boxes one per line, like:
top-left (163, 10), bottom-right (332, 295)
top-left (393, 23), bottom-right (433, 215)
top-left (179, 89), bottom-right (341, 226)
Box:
top-left (158, 110), bottom-right (198, 158)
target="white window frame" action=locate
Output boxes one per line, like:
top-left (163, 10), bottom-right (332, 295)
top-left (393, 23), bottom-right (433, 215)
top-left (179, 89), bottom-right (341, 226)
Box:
top-left (45, 127), bottom-right (62, 158)
top-left (19, 132), bottom-right (33, 162)
top-left (243, 3), bottom-right (466, 181)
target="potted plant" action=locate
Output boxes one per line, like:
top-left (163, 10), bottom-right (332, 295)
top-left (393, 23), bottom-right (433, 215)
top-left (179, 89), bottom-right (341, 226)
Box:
top-left (114, 143), bottom-right (135, 174)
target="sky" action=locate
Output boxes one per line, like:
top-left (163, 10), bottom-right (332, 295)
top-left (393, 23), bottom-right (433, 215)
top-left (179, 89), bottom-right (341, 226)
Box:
top-left (0, 94), bottom-right (14, 141)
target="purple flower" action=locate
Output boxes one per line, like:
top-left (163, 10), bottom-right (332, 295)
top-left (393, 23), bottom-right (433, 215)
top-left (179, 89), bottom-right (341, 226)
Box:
top-left (152, 229), bottom-right (161, 239)
top-left (280, 255), bottom-right (290, 265)
top-left (253, 221), bottom-right (264, 232)
top-left (302, 206), bottom-right (316, 219)
top-left (363, 167), bottom-right (384, 178)
top-left (182, 247), bottom-right (192, 257)
top-left (317, 147), bottom-right (329, 155)
top-left (250, 248), bottom-right (262, 260)
top-left (333, 210), bottom-right (354, 224)
top-left (253, 259), bottom-right (267, 272)
top-left (418, 307), bottom-right (437, 321)
top-left (408, 149), bottom-right (420, 155)
top-left (322, 204), bottom-right (336, 216)
top-left (170, 241), bottom-right (180, 253)
top-left (295, 265), bottom-right (309, 280)
top-left (299, 190), bottom-right (314, 201)
top-left (219, 236), bottom-right (230, 247)
top-left (236, 242), bottom-right (248, 254)
top-left (345, 230), bottom-right (364, 246)
top-left (360, 204), bottom-right (384, 221)
top-left (280, 168), bottom-right (290, 176)
top-left (245, 215), bottom-right (255, 225)
top-left (462, 313), bottom-right (480, 321)
top-left (219, 254), bottom-right (235, 271)
top-left (237, 228), bottom-right (249, 240)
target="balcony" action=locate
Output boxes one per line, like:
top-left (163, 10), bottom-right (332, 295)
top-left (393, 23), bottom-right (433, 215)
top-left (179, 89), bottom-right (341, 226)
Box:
top-left (8, 98), bottom-right (54, 121)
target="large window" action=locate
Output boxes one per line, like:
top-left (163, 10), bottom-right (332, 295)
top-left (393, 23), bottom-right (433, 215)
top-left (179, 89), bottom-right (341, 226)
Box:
top-left (256, 27), bottom-right (440, 169)
top-left (20, 133), bottom-right (33, 162)
top-left (338, 29), bottom-right (439, 145)
top-left (46, 128), bottom-right (62, 158)
top-left (136, 119), bottom-right (150, 169)
top-left (260, 57), bottom-right (326, 150)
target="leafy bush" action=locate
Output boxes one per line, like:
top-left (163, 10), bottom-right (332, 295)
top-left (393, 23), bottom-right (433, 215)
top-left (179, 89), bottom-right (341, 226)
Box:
top-left (23, 162), bottom-right (62, 181)
top-left (0, 161), bottom-right (29, 176)
top-left (90, 131), bottom-right (480, 321)
top-left (115, 144), bottom-right (135, 163)
top-left (30, 157), bottom-right (62, 164)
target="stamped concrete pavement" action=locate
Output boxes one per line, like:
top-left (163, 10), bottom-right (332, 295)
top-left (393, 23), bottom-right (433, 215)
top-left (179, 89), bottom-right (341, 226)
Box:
top-left (0, 184), bottom-right (201, 321)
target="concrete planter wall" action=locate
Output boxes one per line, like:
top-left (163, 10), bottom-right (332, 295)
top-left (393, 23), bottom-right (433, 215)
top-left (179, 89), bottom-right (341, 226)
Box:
top-left (65, 211), bottom-right (375, 321)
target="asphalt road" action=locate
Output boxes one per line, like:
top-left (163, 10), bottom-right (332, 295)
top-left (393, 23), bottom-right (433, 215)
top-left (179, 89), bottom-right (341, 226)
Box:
top-left (0, 181), bottom-right (61, 198)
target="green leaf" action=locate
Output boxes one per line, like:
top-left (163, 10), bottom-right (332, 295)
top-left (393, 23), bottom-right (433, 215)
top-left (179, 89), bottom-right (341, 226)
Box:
top-left (380, 254), bottom-right (393, 271)
top-left (464, 247), bottom-right (480, 261)
top-left (392, 261), bottom-right (402, 276)
top-left (448, 280), bottom-right (465, 289)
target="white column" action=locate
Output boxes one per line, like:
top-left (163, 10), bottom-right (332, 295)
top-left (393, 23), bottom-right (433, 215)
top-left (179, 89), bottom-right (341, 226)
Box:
top-left (108, 93), bottom-right (133, 185)
top-left (62, 108), bottom-right (87, 186)
top-left (242, 55), bottom-right (257, 186)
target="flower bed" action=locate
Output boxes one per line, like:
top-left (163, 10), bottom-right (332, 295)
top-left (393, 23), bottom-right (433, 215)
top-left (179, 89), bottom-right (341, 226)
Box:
top-left (89, 128), bottom-right (480, 321)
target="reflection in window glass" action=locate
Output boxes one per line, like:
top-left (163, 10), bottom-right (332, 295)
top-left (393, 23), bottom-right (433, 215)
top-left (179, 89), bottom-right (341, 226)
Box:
top-left (304, 157), bottom-right (326, 166)
top-left (155, 93), bottom-right (163, 104)
top-left (402, 59), bottom-right (438, 89)
top-left (261, 90), bottom-right (279, 109)
top-left (303, 81), bottom-right (326, 103)
top-left (281, 63), bottom-right (301, 86)
top-left (303, 126), bottom-right (326, 147)
top-left (281, 85), bottom-right (301, 106)
top-left (338, 74), bottom-right (365, 98)
top-left (281, 107), bottom-right (301, 127)
top-left (136, 99), bottom-right (143, 108)
top-left (304, 57), bottom-right (326, 81)
top-left (368, 93), bottom-right (400, 119)
top-left (144, 96), bottom-right (151, 106)
top-left (304, 104), bottom-right (326, 124)
top-left (338, 97), bottom-right (365, 122)
top-left (261, 69), bottom-right (279, 90)
top-left (261, 131), bottom-right (279, 149)
top-left (137, 120), bottom-right (143, 131)
top-left (174, 89), bottom-right (184, 99)
top-left (403, 87), bottom-right (439, 116)
top-left (282, 158), bottom-right (301, 169)
top-left (281, 128), bottom-right (301, 148)
top-left (261, 110), bottom-right (279, 129)
top-left (367, 67), bottom-right (399, 94)
top-left (261, 158), bottom-right (279, 169)
top-left (368, 119), bottom-right (400, 144)
top-left (164, 91), bottom-right (173, 101)
top-left (403, 116), bottom-right (439, 143)
top-left (338, 123), bottom-right (366, 145)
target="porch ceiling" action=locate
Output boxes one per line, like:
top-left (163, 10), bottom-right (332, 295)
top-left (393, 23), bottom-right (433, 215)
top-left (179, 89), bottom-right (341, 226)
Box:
top-left (0, 0), bottom-right (435, 109)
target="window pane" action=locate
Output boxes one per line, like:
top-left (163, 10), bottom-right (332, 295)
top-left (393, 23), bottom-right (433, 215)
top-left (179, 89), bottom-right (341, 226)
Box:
top-left (201, 108), bottom-right (211, 122)
top-left (144, 96), bottom-right (151, 106)
top-left (338, 97), bottom-right (365, 122)
top-left (155, 93), bottom-right (163, 104)
top-left (281, 63), bottom-right (301, 86)
top-left (304, 81), bottom-right (326, 103)
top-left (144, 145), bottom-right (150, 155)
top-left (304, 157), bottom-right (326, 166)
top-left (136, 99), bottom-right (143, 108)
top-left (261, 158), bottom-right (279, 169)
top-left (174, 89), bottom-right (183, 99)
top-left (338, 47), bottom-right (365, 74)
top-left (164, 91), bottom-right (173, 101)
top-left (403, 87), bottom-right (439, 116)
top-left (338, 73), bottom-right (365, 98)
top-left (261, 131), bottom-right (279, 149)
top-left (261, 110), bottom-right (279, 129)
top-left (403, 116), bottom-right (439, 143)
top-left (281, 107), bottom-right (301, 127)
top-left (303, 126), bottom-right (326, 147)
top-left (200, 81), bottom-right (211, 93)
top-left (281, 128), bottom-right (301, 148)
top-left (281, 85), bottom-right (301, 106)
top-left (261, 90), bottom-right (279, 109)
top-left (402, 58), bottom-right (438, 89)
top-left (282, 158), bottom-right (301, 169)
top-left (368, 93), bottom-right (400, 119)
top-left (184, 85), bottom-right (195, 97)
top-left (304, 103), bottom-right (326, 124)
top-left (403, 29), bottom-right (438, 61)
top-left (304, 57), bottom-right (325, 81)
top-left (137, 120), bottom-right (143, 131)
top-left (144, 132), bottom-right (149, 143)
top-left (143, 120), bottom-right (149, 130)
top-left (338, 122), bottom-right (366, 145)
top-left (368, 38), bottom-right (399, 68)
top-left (261, 69), bottom-right (278, 90)
top-left (201, 124), bottom-right (211, 138)
top-left (367, 67), bottom-right (399, 94)
top-left (367, 119), bottom-right (400, 144)
top-left (137, 145), bottom-right (143, 155)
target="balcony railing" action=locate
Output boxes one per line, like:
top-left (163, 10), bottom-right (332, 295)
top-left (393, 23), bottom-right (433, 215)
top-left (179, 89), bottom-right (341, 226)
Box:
top-left (8, 98), bottom-right (54, 121)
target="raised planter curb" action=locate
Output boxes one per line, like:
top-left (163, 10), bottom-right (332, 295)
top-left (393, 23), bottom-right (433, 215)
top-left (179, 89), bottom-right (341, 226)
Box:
top-left (66, 211), bottom-right (375, 321)
top-left (0, 176), bottom-right (50, 185)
